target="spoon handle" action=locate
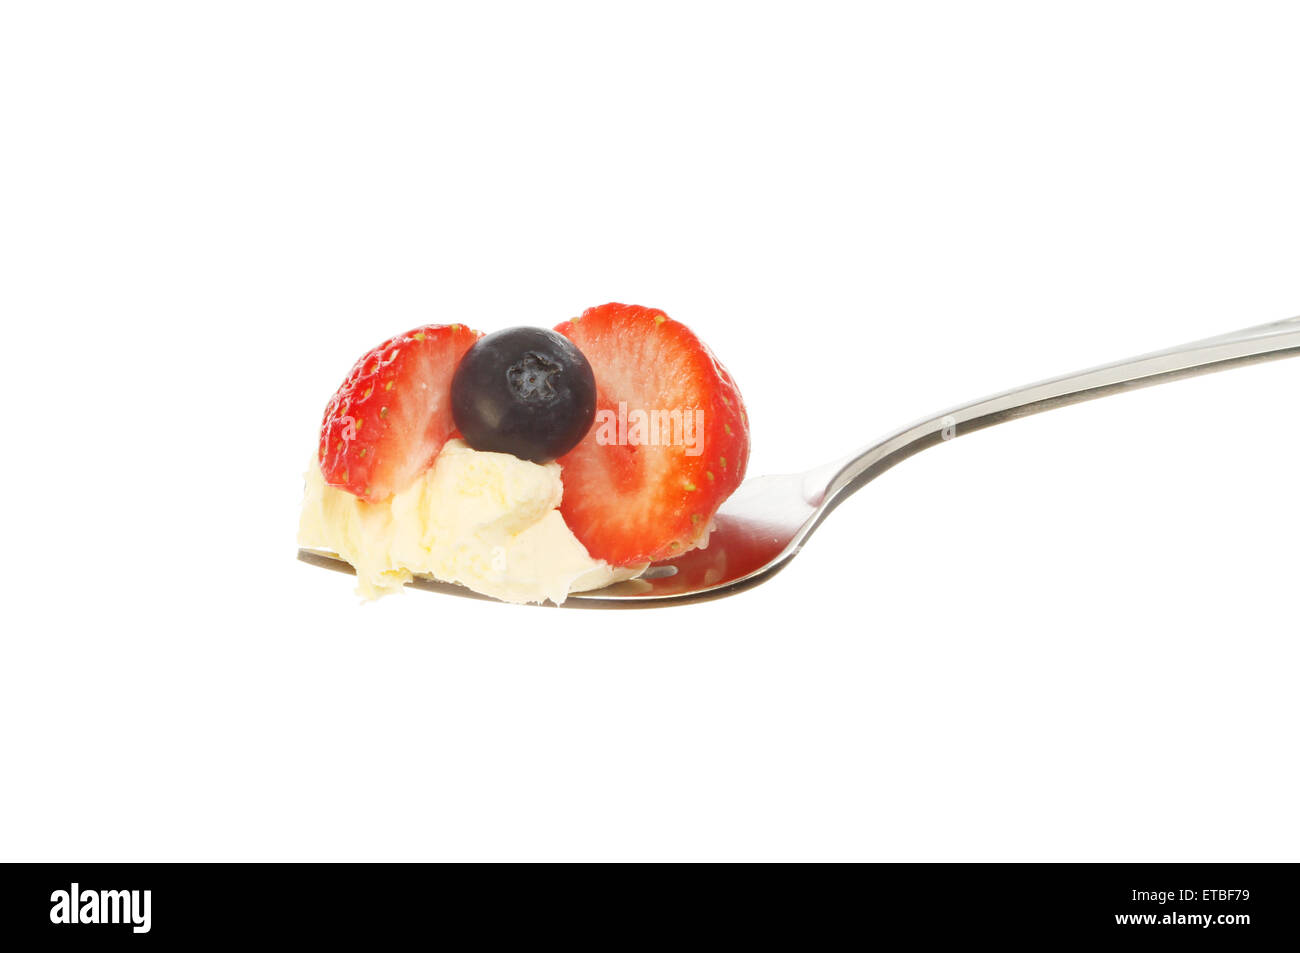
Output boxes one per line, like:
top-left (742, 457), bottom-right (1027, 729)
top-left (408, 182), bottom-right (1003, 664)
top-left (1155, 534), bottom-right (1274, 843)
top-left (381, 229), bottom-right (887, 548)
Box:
top-left (820, 315), bottom-right (1300, 509)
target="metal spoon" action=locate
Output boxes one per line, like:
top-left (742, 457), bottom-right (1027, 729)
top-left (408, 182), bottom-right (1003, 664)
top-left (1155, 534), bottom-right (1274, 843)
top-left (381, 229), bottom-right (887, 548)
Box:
top-left (300, 315), bottom-right (1299, 607)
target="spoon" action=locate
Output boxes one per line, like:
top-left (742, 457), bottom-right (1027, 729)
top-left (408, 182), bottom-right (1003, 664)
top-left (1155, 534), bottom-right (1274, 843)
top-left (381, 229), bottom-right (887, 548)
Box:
top-left (300, 315), bottom-right (1299, 607)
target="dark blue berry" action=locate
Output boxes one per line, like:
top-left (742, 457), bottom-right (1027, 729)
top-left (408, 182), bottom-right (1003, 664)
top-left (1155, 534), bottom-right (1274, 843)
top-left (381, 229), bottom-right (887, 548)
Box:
top-left (451, 326), bottom-right (597, 463)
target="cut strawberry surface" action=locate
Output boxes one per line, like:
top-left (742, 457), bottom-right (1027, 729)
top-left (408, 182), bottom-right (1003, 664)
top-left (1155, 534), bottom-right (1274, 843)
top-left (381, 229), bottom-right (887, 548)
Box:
top-left (318, 323), bottom-right (481, 502)
top-left (555, 303), bottom-right (750, 567)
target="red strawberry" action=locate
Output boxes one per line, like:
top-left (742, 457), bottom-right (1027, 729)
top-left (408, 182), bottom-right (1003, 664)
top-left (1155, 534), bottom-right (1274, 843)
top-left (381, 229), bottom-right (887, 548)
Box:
top-left (555, 303), bottom-right (750, 566)
top-left (318, 323), bottom-right (481, 502)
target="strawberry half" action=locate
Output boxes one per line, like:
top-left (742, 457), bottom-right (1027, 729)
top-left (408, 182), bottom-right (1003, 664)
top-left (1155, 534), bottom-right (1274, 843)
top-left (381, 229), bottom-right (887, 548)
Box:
top-left (555, 303), bottom-right (750, 566)
top-left (318, 323), bottom-right (481, 502)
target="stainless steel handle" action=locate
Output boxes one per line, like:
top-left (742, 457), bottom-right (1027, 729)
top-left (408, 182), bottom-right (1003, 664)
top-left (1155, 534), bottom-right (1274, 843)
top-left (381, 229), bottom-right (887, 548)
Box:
top-left (818, 316), bottom-right (1300, 509)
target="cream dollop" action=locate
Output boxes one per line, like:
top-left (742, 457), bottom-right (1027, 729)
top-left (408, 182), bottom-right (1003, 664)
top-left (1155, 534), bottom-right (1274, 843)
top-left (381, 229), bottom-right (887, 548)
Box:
top-left (298, 440), bottom-right (645, 603)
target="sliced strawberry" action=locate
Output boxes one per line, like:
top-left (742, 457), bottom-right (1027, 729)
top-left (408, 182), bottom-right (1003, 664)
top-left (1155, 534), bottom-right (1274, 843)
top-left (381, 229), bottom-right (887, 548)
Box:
top-left (555, 303), bottom-right (750, 566)
top-left (318, 323), bottom-right (481, 502)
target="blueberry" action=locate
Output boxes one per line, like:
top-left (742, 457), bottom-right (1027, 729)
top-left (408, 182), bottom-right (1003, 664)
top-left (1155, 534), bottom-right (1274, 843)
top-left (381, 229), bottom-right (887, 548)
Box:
top-left (451, 326), bottom-right (597, 463)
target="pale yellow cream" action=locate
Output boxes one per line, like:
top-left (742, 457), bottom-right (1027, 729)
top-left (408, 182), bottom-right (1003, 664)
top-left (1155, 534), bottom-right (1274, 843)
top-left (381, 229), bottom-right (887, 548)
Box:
top-left (298, 440), bottom-right (646, 603)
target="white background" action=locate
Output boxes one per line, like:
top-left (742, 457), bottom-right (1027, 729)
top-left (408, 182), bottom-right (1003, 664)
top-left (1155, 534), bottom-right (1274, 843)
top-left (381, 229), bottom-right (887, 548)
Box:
top-left (1, 2), bottom-right (1296, 861)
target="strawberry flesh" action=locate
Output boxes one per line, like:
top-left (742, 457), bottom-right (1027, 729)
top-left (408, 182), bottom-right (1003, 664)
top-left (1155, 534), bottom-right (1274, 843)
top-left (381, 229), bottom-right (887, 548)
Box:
top-left (556, 303), bottom-right (750, 566)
